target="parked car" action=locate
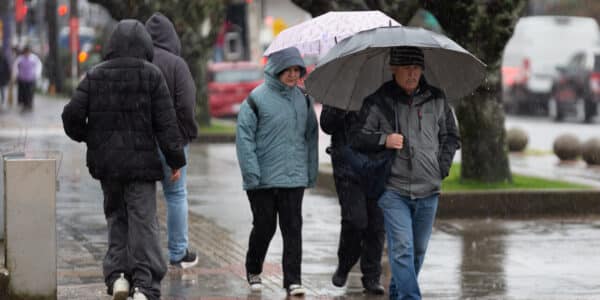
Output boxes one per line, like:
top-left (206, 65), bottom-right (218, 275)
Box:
top-left (207, 61), bottom-right (263, 118)
top-left (502, 16), bottom-right (600, 115)
top-left (548, 49), bottom-right (600, 122)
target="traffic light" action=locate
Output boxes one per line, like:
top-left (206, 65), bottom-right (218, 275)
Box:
top-left (15, 0), bottom-right (28, 23)
top-left (78, 51), bottom-right (88, 63)
top-left (58, 4), bottom-right (68, 17)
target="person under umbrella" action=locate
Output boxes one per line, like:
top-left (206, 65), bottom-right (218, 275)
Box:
top-left (351, 46), bottom-right (460, 300)
top-left (320, 104), bottom-right (385, 294)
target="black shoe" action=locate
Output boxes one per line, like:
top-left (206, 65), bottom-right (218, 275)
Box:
top-left (363, 280), bottom-right (385, 295)
top-left (331, 267), bottom-right (349, 287)
top-left (169, 248), bottom-right (198, 269)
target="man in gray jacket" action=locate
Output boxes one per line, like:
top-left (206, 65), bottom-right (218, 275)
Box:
top-left (352, 46), bottom-right (460, 300)
top-left (146, 12), bottom-right (199, 269)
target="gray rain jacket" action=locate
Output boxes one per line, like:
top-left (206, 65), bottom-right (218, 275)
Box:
top-left (145, 13), bottom-right (198, 142)
top-left (352, 78), bottom-right (460, 199)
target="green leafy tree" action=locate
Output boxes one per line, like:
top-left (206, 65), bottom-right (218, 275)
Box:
top-left (88, 0), bottom-right (228, 126)
top-left (292, 0), bottom-right (525, 183)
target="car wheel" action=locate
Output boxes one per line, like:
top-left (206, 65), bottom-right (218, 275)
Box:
top-left (548, 98), bottom-right (559, 121)
top-left (575, 98), bottom-right (586, 122)
top-left (584, 99), bottom-right (596, 123)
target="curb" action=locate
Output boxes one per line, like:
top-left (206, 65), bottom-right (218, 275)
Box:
top-left (316, 168), bottom-right (600, 219)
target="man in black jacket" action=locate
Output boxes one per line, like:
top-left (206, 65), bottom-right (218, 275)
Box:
top-left (352, 46), bottom-right (460, 300)
top-left (62, 19), bottom-right (186, 300)
top-left (320, 106), bottom-right (385, 294)
top-left (146, 12), bottom-right (199, 270)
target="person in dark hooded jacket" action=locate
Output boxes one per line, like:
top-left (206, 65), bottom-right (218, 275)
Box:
top-left (62, 19), bottom-right (186, 300)
top-left (145, 12), bottom-right (199, 270)
top-left (320, 105), bottom-right (385, 294)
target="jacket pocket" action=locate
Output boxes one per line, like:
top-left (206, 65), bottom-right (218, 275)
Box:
top-left (414, 148), bottom-right (441, 185)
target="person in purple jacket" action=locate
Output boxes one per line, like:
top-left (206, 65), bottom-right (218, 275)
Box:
top-left (12, 45), bottom-right (42, 111)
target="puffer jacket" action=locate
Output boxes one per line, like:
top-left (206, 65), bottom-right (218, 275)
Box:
top-left (145, 13), bottom-right (198, 142)
top-left (236, 47), bottom-right (319, 190)
top-left (62, 19), bottom-right (186, 181)
top-left (352, 77), bottom-right (460, 199)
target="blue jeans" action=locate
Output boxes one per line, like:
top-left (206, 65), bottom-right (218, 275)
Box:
top-left (159, 145), bottom-right (189, 262)
top-left (378, 190), bottom-right (438, 300)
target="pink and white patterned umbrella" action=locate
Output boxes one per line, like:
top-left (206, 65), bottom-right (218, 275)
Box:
top-left (263, 10), bottom-right (400, 57)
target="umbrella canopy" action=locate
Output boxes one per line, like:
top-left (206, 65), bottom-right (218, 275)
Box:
top-left (263, 10), bottom-right (400, 57)
top-left (305, 26), bottom-right (486, 111)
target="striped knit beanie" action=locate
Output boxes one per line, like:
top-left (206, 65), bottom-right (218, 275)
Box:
top-left (389, 46), bottom-right (424, 69)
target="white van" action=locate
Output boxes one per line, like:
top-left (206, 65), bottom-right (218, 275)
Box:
top-left (502, 16), bottom-right (600, 115)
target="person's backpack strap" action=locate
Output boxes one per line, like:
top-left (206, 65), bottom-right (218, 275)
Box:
top-left (298, 86), bottom-right (311, 109)
top-left (246, 95), bottom-right (259, 116)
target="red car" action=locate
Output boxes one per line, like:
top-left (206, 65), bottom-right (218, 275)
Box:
top-left (207, 61), bottom-right (264, 118)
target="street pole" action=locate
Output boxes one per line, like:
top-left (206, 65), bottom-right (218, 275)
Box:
top-left (69, 0), bottom-right (78, 87)
top-left (46, 0), bottom-right (62, 94)
top-left (0, 0), bottom-right (11, 59)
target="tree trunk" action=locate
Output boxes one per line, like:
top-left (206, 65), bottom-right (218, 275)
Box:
top-left (187, 48), bottom-right (212, 127)
top-left (456, 88), bottom-right (511, 182)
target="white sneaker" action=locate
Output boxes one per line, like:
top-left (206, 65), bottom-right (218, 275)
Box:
top-left (132, 287), bottom-right (148, 300)
top-left (287, 284), bottom-right (306, 296)
top-left (112, 273), bottom-right (130, 300)
top-left (247, 273), bottom-right (263, 292)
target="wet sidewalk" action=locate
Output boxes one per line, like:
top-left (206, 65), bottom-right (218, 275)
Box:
top-left (1, 95), bottom-right (600, 299)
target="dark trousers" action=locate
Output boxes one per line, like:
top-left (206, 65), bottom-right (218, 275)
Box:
top-left (332, 156), bottom-right (385, 283)
top-left (17, 80), bottom-right (35, 109)
top-left (101, 180), bottom-right (166, 300)
top-left (245, 187), bottom-right (304, 288)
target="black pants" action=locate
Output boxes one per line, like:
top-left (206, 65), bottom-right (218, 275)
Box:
top-left (332, 155), bottom-right (385, 283)
top-left (101, 180), bottom-right (166, 300)
top-left (245, 187), bottom-right (304, 288)
top-left (17, 80), bottom-right (35, 109)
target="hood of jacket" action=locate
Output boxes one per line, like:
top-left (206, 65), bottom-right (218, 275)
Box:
top-left (264, 47), bottom-right (306, 89)
top-left (103, 19), bottom-right (154, 61)
top-left (145, 12), bottom-right (181, 56)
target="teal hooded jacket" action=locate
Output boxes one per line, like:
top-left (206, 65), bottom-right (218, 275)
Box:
top-left (236, 47), bottom-right (319, 190)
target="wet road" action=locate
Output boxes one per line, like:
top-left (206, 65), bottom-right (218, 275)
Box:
top-left (1, 96), bottom-right (600, 299)
top-left (189, 143), bottom-right (600, 299)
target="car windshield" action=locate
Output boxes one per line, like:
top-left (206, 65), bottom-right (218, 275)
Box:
top-left (214, 69), bottom-right (263, 83)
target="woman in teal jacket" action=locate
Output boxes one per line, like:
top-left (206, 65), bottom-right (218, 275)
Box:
top-left (236, 46), bottom-right (318, 296)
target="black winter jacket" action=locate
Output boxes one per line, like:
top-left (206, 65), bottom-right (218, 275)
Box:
top-left (62, 19), bottom-right (186, 181)
top-left (145, 13), bottom-right (198, 142)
